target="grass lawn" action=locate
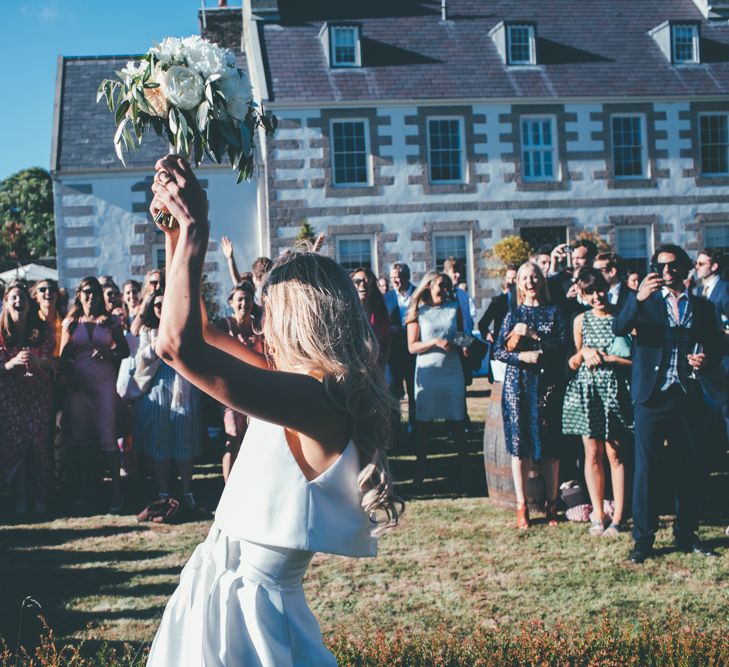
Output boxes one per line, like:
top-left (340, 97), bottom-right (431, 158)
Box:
top-left (1, 378), bottom-right (728, 652)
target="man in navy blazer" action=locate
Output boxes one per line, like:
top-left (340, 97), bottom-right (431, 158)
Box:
top-left (614, 244), bottom-right (722, 563)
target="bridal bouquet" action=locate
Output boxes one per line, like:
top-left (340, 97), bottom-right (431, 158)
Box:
top-left (97, 35), bottom-right (276, 184)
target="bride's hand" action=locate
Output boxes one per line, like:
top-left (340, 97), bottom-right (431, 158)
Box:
top-left (150, 155), bottom-right (208, 236)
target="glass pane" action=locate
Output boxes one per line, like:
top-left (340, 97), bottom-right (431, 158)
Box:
top-left (612, 116), bottom-right (644, 177)
top-left (434, 235), bottom-right (468, 280)
top-left (331, 121), bottom-right (368, 185)
top-left (700, 114), bottom-right (729, 175)
top-left (428, 119), bottom-right (463, 182)
top-left (705, 223), bottom-right (729, 250)
top-left (338, 238), bottom-right (372, 271)
top-left (522, 118), bottom-right (556, 181)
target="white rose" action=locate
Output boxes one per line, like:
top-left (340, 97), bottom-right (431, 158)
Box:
top-left (219, 70), bottom-right (253, 120)
top-left (182, 36), bottom-right (227, 79)
top-left (120, 60), bottom-right (144, 85)
top-left (150, 37), bottom-right (184, 65)
top-left (162, 65), bottom-right (204, 111)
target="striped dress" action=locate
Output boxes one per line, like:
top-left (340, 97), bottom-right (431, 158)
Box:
top-left (134, 327), bottom-right (203, 460)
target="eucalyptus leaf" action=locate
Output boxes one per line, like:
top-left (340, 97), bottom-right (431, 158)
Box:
top-left (196, 101), bottom-right (210, 132)
top-left (205, 84), bottom-right (214, 106)
top-left (114, 100), bottom-right (130, 125)
top-left (168, 108), bottom-right (178, 135)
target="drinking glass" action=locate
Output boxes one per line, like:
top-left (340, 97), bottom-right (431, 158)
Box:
top-left (22, 347), bottom-right (33, 378)
top-left (689, 343), bottom-right (703, 380)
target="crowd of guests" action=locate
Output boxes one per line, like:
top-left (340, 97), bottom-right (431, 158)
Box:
top-left (1, 237), bottom-right (726, 562)
top-left (482, 240), bottom-right (727, 563)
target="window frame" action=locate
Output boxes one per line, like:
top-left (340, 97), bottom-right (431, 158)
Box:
top-left (329, 25), bottom-right (361, 68)
top-left (610, 113), bottom-right (648, 180)
top-left (703, 221), bottom-right (729, 250)
top-left (614, 225), bottom-right (651, 274)
top-left (426, 116), bottom-right (466, 184)
top-left (329, 118), bottom-right (371, 187)
top-left (699, 112), bottom-right (729, 177)
top-left (520, 115), bottom-right (559, 183)
top-left (506, 24), bottom-right (536, 66)
top-left (335, 234), bottom-right (376, 273)
top-left (151, 243), bottom-right (166, 271)
top-left (432, 231), bottom-right (472, 289)
top-left (671, 24), bottom-right (700, 65)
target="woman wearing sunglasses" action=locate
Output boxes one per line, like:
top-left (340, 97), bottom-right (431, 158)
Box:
top-left (563, 268), bottom-right (633, 537)
top-left (350, 267), bottom-right (392, 369)
top-left (31, 279), bottom-right (63, 358)
top-left (134, 290), bottom-right (204, 512)
top-left (60, 276), bottom-right (129, 512)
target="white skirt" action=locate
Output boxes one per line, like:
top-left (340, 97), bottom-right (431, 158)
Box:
top-left (146, 524), bottom-right (337, 667)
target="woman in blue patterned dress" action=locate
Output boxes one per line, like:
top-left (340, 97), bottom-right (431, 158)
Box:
top-left (563, 268), bottom-right (632, 536)
top-left (494, 262), bottom-right (567, 529)
top-left (134, 290), bottom-right (203, 511)
top-left (406, 271), bottom-right (468, 485)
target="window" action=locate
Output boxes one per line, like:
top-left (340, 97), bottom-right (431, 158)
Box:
top-left (611, 115), bottom-right (646, 179)
top-left (427, 118), bottom-right (463, 183)
top-left (700, 114), bottom-right (729, 176)
top-left (152, 244), bottom-right (166, 270)
top-left (507, 25), bottom-right (535, 65)
top-left (520, 226), bottom-right (567, 251)
top-left (672, 24), bottom-right (699, 64)
top-left (331, 120), bottom-right (369, 186)
top-left (336, 236), bottom-right (373, 271)
top-left (704, 223), bottom-right (729, 250)
top-left (521, 117), bottom-right (556, 181)
top-left (615, 226), bottom-right (650, 274)
top-left (330, 26), bottom-right (360, 67)
top-left (434, 234), bottom-right (469, 281)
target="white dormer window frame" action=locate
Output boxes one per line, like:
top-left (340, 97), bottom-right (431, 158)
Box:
top-left (329, 25), bottom-right (361, 68)
top-left (506, 24), bottom-right (536, 66)
top-left (671, 23), bottom-right (700, 64)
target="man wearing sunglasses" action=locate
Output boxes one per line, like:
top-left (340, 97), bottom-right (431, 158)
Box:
top-left (614, 244), bottom-right (722, 563)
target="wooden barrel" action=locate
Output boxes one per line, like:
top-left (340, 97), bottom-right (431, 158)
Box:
top-left (483, 382), bottom-right (545, 511)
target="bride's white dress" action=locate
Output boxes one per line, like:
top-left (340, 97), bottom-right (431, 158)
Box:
top-left (146, 417), bottom-right (377, 666)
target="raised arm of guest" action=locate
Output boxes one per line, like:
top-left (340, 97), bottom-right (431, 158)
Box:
top-left (221, 236), bottom-right (242, 286)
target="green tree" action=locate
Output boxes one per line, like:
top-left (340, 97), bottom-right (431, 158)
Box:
top-left (0, 167), bottom-right (55, 260)
top-left (295, 221), bottom-right (316, 245)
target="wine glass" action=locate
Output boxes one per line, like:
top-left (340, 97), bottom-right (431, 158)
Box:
top-left (452, 332), bottom-right (473, 349)
top-left (535, 339), bottom-right (545, 374)
top-left (689, 343), bottom-right (703, 380)
top-left (22, 347), bottom-right (33, 378)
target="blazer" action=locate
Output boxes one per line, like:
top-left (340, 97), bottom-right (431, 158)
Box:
top-left (613, 289), bottom-right (722, 405)
top-left (706, 278), bottom-right (729, 374)
top-left (478, 292), bottom-right (510, 339)
top-left (609, 280), bottom-right (633, 312)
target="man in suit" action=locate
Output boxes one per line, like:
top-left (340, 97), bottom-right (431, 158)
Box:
top-left (614, 244), bottom-right (722, 563)
top-left (478, 265), bottom-right (517, 342)
top-left (443, 256), bottom-right (474, 334)
top-left (547, 239), bottom-right (597, 320)
top-left (384, 262), bottom-right (417, 427)
top-left (593, 251), bottom-right (632, 310)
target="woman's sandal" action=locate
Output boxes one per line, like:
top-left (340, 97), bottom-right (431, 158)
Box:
top-left (545, 499), bottom-right (559, 527)
top-left (602, 521), bottom-right (627, 537)
top-left (516, 503), bottom-right (530, 530)
top-left (588, 513), bottom-right (606, 536)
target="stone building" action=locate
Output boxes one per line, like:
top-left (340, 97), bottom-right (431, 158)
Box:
top-left (52, 0), bottom-right (729, 309)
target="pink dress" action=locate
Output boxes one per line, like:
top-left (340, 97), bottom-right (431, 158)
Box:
top-left (62, 320), bottom-right (119, 452)
top-left (0, 331), bottom-right (54, 497)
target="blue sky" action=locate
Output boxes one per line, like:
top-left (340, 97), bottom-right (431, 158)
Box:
top-left (0, 0), bottom-right (216, 180)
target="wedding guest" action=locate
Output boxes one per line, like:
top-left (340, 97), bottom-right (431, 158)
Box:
top-left (478, 265), bottom-right (518, 343)
top-left (626, 271), bottom-right (641, 291)
top-left (443, 257), bottom-right (474, 334)
top-left (100, 276), bottom-right (124, 318)
top-left (60, 277), bottom-right (129, 512)
top-left (530, 245), bottom-right (553, 279)
top-left (134, 291), bottom-right (204, 510)
top-left (351, 267), bottom-right (392, 369)
top-left (215, 281), bottom-right (263, 483)
top-left (494, 262), bottom-right (567, 529)
top-left (0, 281), bottom-right (54, 514)
top-left (221, 235), bottom-right (242, 286)
top-left (593, 252), bottom-right (632, 310)
top-left (31, 279), bottom-right (63, 357)
top-left (548, 239), bottom-right (597, 318)
top-left (385, 262), bottom-right (417, 424)
top-left (406, 272), bottom-right (467, 484)
top-left (130, 269), bottom-right (165, 337)
top-left (563, 269), bottom-right (632, 536)
top-left (145, 156), bottom-right (402, 665)
top-left (614, 244), bottom-right (722, 563)
top-left (378, 276), bottom-right (389, 295)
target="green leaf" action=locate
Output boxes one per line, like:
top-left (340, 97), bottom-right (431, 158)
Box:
top-left (196, 101), bottom-right (210, 132)
top-left (205, 73), bottom-right (222, 85)
top-left (168, 108), bottom-right (178, 135)
top-left (143, 61), bottom-right (151, 83)
top-left (205, 84), bottom-right (214, 106)
top-left (218, 121), bottom-right (240, 148)
top-left (143, 82), bottom-right (160, 89)
top-left (240, 125), bottom-right (252, 157)
top-left (178, 111), bottom-right (189, 137)
top-left (114, 118), bottom-right (129, 165)
top-left (114, 99), bottom-right (130, 126)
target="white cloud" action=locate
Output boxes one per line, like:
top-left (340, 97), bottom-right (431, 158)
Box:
top-left (19, 1), bottom-right (62, 22)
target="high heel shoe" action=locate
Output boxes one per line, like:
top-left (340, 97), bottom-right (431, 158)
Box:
top-left (516, 503), bottom-right (530, 530)
top-left (545, 499), bottom-right (559, 527)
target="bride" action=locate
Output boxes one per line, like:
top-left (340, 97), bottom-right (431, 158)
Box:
top-left (145, 155), bottom-right (403, 666)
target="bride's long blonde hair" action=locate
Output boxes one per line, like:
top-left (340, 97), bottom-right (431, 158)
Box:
top-left (261, 251), bottom-right (404, 536)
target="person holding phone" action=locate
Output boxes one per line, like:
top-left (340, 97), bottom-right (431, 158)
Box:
top-left (613, 244), bottom-right (722, 563)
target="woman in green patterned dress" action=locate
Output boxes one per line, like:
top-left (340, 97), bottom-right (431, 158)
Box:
top-left (563, 268), bottom-right (633, 536)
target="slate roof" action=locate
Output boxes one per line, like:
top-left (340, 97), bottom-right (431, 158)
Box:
top-left (53, 8), bottom-right (246, 173)
top-left (260, 0), bottom-right (729, 104)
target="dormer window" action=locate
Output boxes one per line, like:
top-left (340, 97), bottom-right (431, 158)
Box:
top-left (507, 24), bottom-right (536, 65)
top-left (330, 25), bottom-right (361, 67)
top-left (672, 24), bottom-right (699, 64)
